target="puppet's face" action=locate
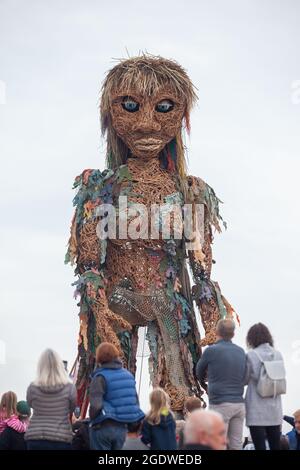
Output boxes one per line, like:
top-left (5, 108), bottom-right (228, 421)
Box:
top-left (110, 86), bottom-right (185, 159)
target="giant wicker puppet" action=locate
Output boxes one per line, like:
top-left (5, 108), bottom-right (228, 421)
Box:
top-left (65, 54), bottom-right (235, 413)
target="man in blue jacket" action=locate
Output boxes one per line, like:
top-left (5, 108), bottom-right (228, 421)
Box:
top-left (89, 342), bottom-right (144, 450)
top-left (196, 318), bottom-right (247, 450)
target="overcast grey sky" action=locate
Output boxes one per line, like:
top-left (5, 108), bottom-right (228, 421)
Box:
top-left (0, 0), bottom-right (299, 422)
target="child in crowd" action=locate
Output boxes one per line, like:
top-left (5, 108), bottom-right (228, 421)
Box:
top-left (177, 396), bottom-right (202, 448)
top-left (0, 401), bottom-right (31, 450)
top-left (122, 420), bottom-right (148, 450)
top-left (0, 391), bottom-right (18, 433)
top-left (141, 388), bottom-right (177, 450)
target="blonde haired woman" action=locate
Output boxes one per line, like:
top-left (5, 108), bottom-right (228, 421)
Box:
top-left (141, 388), bottom-right (177, 450)
top-left (25, 349), bottom-right (77, 450)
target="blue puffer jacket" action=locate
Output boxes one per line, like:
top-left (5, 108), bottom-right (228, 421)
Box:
top-left (90, 366), bottom-right (144, 425)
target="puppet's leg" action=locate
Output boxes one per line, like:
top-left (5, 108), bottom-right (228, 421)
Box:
top-left (93, 296), bottom-right (132, 354)
top-left (147, 321), bottom-right (185, 408)
top-left (108, 286), bottom-right (192, 411)
top-left (146, 298), bottom-right (191, 412)
top-left (147, 320), bottom-right (190, 413)
top-left (107, 283), bottom-right (151, 375)
top-left (75, 294), bottom-right (133, 417)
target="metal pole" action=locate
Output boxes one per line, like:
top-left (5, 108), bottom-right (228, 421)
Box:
top-left (138, 327), bottom-right (146, 397)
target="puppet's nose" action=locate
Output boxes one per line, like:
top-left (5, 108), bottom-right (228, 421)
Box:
top-left (132, 106), bottom-right (161, 133)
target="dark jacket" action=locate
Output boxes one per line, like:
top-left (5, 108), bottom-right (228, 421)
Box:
top-left (141, 413), bottom-right (177, 451)
top-left (196, 339), bottom-right (247, 404)
top-left (0, 427), bottom-right (26, 450)
top-left (89, 359), bottom-right (144, 425)
top-left (72, 419), bottom-right (90, 450)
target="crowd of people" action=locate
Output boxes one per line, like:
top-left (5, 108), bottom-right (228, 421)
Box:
top-left (0, 320), bottom-right (299, 451)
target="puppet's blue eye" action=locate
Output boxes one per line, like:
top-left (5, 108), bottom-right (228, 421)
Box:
top-left (122, 97), bottom-right (139, 112)
top-left (155, 99), bottom-right (174, 113)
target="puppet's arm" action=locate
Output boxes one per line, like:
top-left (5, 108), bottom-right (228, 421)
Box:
top-left (186, 176), bottom-right (235, 346)
top-left (65, 169), bottom-right (131, 356)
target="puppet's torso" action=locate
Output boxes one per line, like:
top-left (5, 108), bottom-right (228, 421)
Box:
top-left (107, 158), bottom-right (183, 300)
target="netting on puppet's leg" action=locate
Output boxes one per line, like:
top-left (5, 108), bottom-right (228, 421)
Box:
top-left (148, 296), bottom-right (207, 409)
top-left (146, 316), bottom-right (189, 412)
top-left (156, 311), bottom-right (189, 390)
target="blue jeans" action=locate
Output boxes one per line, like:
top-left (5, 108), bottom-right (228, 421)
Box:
top-left (89, 423), bottom-right (127, 450)
top-left (26, 440), bottom-right (71, 450)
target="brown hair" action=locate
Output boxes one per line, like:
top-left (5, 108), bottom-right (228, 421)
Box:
top-left (246, 323), bottom-right (274, 349)
top-left (216, 318), bottom-right (235, 341)
top-left (184, 396), bottom-right (202, 413)
top-left (96, 342), bottom-right (119, 364)
top-left (0, 391), bottom-right (17, 418)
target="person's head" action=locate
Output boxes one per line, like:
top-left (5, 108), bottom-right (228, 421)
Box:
top-left (100, 54), bottom-right (198, 178)
top-left (34, 348), bottom-right (71, 388)
top-left (184, 396), bottom-right (202, 417)
top-left (216, 318), bottom-right (235, 341)
top-left (95, 342), bottom-right (120, 365)
top-left (0, 391), bottom-right (17, 418)
top-left (246, 323), bottom-right (274, 349)
top-left (127, 420), bottom-right (143, 435)
top-left (293, 409), bottom-right (300, 434)
top-left (16, 401), bottom-right (31, 421)
top-left (147, 387), bottom-right (171, 425)
top-left (184, 409), bottom-right (227, 450)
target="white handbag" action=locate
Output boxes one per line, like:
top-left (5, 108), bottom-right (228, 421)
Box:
top-left (253, 349), bottom-right (287, 398)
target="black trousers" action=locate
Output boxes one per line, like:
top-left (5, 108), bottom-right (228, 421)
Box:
top-left (249, 425), bottom-right (281, 450)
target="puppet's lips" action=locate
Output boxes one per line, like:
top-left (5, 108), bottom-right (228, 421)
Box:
top-left (134, 138), bottom-right (163, 149)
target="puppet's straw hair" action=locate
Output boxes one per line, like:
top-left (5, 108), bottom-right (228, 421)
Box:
top-left (100, 53), bottom-right (198, 179)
